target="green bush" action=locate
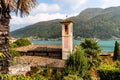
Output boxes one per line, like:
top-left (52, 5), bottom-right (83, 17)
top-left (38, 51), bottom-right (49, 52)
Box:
top-left (9, 38), bottom-right (31, 58)
top-left (10, 43), bottom-right (20, 59)
top-left (65, 45), bottom-right (91, 79)
top-left (13, 38), bottom-right (31, 47)
top-left (0, 74), bottom-right (48, 80)
top-left (115, 60), bottom-right (120, 70)
top-left (63, 74), bottom-right (83, 80)
top-left (10, 43), bottom-right (18, 48)
top-left (98, 69), bottom-right (120, 80)
top-left (98, 64), bottom-right (120, 80)
top-left (99, 64), bottom-right (117, 70)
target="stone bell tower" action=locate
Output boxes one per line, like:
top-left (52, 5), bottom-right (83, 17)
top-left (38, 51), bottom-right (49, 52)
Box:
top-left (60, 19), bottom-right (73, 60)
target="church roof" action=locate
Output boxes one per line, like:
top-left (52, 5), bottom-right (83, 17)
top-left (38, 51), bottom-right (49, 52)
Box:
top-left (14, 56), bottom-right (65, 68)
top-left (16, 44), bottom-right (62, 52)
top-left (60, 19), bottom-right (73, 24)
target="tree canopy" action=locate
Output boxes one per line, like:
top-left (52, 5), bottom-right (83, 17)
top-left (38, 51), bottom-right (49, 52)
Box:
top-left (13, 38), bottom-right (31, 47)
top-left (113, 41), bottom-right (120, 61)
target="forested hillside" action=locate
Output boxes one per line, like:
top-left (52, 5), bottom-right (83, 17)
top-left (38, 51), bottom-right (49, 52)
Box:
top-left (11, 6), bottom-right (120, 39)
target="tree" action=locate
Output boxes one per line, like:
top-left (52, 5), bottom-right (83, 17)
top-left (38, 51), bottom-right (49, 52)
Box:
top-left (65, 46), bottom-right (89, 79)
top-left (0, 0), bottom-right (37, 73)
top-left (80, 39), bottom-right (101, 69)
top-left (113, 41), bottom-right (120, 61)
top-left (13, 38), bottom-right (31, 47)
top-left (9, 38), bottom-right (31, 58)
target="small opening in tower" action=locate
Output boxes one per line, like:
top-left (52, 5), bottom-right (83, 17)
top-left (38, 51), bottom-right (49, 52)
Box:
top-left (65, 25), bottom-right (68, 35)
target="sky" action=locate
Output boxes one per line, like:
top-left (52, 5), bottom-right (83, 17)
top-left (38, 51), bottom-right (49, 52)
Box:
top-left (10, 0), bottom-right (120, 31)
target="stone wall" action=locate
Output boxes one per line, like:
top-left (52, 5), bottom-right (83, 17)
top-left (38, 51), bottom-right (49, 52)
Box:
top-left (9, 64), bottom-right (31, 75)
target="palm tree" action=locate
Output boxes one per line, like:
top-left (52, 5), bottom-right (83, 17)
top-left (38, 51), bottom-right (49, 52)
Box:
top-left (0, 0), bottom-right (37, 73)
top-left (80, 39), bottom-right (101, 69)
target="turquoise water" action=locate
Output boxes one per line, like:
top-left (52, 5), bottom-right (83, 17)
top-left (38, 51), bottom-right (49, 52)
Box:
top-left (31, 39), bottom-right (120, 52)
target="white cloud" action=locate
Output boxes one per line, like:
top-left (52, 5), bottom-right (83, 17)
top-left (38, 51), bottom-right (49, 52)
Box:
top-left (101, 0), bottom-right (120, 8)
top-left (31, 3), bottom-right (60, 14)
top-left (11, 13), bottom-right (65, 25)
top-left (11, 13), bottom-right (78, 25)
top-left (70, 0), bottom-right (86, 10)
top-left (55, 0), bottom-right (86, 10)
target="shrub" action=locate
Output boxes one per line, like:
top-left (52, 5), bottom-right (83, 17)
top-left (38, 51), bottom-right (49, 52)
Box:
top-left (13, 38), bottom-right (31, 47)
top-left (80, 39), bottom-right (101, 69)
top-left (65, 45), bottom-right (89, 79)
top-left (115, 60), bottom-right (120, 69)
top-left (63, 74), bottom-right (83, 80)
top-left (98, 63), bottom-right (120, 80)
top-left (98, 69), bottom-right (120, 80)
top-left (0, 74), bottom-right (48, 80)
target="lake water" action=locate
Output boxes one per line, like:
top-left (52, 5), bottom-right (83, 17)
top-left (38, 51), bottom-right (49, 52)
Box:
top-left (31, 39), bottom-right (120, 52)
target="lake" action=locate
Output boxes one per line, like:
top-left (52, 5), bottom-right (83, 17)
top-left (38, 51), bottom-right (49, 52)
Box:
top-left (31, 39), bottom-right (120, 52)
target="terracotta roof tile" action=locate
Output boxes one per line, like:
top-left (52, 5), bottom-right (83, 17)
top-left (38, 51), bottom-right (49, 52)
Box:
top-left (14, 56), bottom-right (65, 68)
top-left (16, 44), bottom-right (62, 52)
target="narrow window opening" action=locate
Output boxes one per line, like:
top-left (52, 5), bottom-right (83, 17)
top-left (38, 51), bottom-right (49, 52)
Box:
top-left (65, 25), bottom-right (68, 35)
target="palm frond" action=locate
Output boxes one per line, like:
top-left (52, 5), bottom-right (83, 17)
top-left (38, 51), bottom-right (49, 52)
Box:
top-left (9, 0), bottom-right (17, 11)
top-left (3, 0), bottom-right (10, 8)
top-left (0, 52), bottom-right (6, 59)
top-left (0, 0), bottom-right (37, 17)
top-left (16, 0), bottom-right (37, 17)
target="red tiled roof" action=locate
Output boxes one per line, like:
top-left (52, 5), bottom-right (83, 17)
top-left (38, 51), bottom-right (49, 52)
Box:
top-left (14, 56), bottom-right (65, 68)
top-left (16, 44), bottom-right (62, 52)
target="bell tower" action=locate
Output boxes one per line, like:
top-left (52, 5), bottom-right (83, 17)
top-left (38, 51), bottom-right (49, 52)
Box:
top-left (60, 20), bottom-right (73, 60)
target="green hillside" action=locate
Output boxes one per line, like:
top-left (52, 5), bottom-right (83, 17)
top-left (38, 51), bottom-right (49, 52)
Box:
top-left (11, 6), bottom-right (120, 39)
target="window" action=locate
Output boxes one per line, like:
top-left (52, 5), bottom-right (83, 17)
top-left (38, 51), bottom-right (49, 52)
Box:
top-left (65, 25), bottom-right (68, 35)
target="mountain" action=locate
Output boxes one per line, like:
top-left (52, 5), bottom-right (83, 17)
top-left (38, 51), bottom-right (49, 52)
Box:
top-left (11, 6), bottom-right (120, 39)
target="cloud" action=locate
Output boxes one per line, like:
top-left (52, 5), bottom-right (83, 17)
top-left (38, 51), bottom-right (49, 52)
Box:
top-left (31, 3), bottom-right (60, 14)
top-left (101, 0), bottom-right (120, 8)
top-left (11, 13), bottom-right (64, 25)
top-left (10, 3), bottom-right (61, 31)
top-left (70, 0), bottom-right (87, 10)
top-left (54, 0), bottom-right (87, 10)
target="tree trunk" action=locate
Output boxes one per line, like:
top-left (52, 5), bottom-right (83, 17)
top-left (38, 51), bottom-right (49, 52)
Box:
top-left (0, 2), bottom-right (11, 73)
top-left (0, 17), bottom-right (10, 73)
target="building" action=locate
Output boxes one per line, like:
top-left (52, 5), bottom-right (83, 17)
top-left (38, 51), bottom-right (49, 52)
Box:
top-left (60, 20), bottom-right (73, 59)
top-left (16, 44), bottom-right (62, 59)
top-left (15, 19), bottom-right (73, 70)
top-left (16, 19), bottom-right (73, 60)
